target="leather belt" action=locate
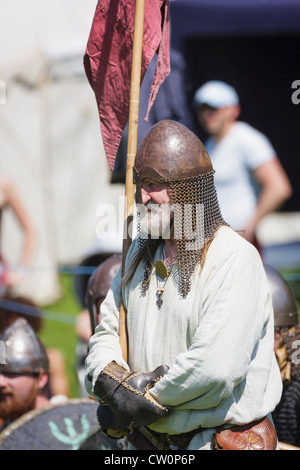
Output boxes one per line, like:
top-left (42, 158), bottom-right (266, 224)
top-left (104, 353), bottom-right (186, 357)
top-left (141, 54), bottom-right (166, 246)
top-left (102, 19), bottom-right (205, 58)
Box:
top-left (154, 416), bottom-right (277, 450)
top-left (154, 426), bottom-right (204, 449)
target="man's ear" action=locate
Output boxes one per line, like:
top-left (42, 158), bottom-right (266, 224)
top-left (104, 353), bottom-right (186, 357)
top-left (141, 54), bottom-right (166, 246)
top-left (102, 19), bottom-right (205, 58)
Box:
top-left (37, 371), bottom-right (49, 391)
top-left (233, 104), bottom-right (241, 120)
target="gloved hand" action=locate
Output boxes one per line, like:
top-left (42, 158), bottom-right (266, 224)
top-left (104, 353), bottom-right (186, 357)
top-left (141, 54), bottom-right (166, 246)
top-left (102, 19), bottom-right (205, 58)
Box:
top-left (97, 404), bottom-right (127, 439)
top-left (94, 361), bottom-right (170, 434)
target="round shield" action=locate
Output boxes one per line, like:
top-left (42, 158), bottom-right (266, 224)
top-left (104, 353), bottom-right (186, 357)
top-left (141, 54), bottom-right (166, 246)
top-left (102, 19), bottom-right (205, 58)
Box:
top-left (0, 398), bottom-right (121, 450)
top-left (78, 428), bottom-right (127, 451)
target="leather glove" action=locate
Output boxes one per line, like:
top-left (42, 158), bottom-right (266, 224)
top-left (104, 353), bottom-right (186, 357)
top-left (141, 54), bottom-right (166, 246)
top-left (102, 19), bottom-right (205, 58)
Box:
top-left (97, 404), bottom-right (127, 439)
top-left (94, 361), bottom-right (170, 433)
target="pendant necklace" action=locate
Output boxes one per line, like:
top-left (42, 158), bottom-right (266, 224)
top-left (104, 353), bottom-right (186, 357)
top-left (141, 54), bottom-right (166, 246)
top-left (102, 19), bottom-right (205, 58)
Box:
top-left (155, 245), bottom-right (176, 309)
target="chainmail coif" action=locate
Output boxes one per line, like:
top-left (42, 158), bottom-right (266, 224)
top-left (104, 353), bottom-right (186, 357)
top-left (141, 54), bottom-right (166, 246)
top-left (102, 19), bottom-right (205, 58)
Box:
top-left (137, 171), bottom-right (227, 299)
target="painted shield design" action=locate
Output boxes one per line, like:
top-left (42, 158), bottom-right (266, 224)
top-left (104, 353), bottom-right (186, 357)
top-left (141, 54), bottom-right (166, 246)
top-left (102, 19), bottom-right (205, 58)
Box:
top-left (0, 398), bottom-right (123, 450)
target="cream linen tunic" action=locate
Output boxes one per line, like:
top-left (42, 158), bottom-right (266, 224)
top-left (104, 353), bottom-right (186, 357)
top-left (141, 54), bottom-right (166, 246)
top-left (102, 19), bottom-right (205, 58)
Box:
top-left (85, 226), bottom-right (282, 448)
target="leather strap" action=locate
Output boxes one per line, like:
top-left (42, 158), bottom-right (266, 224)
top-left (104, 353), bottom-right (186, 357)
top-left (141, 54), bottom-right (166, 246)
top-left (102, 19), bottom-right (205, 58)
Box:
top-left (153, 426), bottom-right (204, 450)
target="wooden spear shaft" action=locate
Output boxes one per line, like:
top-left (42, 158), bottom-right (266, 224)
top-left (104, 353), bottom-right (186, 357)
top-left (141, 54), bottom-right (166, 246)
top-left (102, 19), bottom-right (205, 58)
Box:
top-left (119, 0), bottom-right (145, 361)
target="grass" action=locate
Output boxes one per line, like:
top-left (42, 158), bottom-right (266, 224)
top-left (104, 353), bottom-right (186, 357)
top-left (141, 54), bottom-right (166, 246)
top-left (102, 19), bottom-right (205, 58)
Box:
top-left (39, 273), bottom-right (82, 398)
top-left (280, 266), bottom-right (300, 318)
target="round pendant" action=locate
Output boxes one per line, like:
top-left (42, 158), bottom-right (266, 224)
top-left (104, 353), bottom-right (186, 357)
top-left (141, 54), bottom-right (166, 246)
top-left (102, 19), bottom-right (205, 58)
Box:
top-left (155, 260), bottom-right (169, 279)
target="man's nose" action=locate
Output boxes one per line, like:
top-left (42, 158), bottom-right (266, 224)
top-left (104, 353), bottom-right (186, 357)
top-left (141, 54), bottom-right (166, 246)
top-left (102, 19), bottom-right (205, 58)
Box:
top-left (0, 373), bottom-right (8, 387)
top-left (141, 187), bottom-right (151, 205)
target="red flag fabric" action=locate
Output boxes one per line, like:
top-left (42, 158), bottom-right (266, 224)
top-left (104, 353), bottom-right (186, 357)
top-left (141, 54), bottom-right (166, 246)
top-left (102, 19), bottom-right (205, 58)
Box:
top-left (84, 0), bottom-right (170, 171)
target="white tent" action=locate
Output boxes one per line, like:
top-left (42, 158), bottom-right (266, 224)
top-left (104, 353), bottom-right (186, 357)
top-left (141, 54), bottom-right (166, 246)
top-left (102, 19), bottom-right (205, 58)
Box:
top-left (0, 1), bottom-right (124, 305)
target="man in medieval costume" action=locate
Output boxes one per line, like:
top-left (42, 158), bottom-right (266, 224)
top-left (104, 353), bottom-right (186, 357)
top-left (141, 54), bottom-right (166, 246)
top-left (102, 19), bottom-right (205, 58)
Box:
top-left (0, 318), bottom-right (50, 431)
top-left (85, 120), bottom-right (282, 450)
top-left (264, 265), bottom-right (300, 447)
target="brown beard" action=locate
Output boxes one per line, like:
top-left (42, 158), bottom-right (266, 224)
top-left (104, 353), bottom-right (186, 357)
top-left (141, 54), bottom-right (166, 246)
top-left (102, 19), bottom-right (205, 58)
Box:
top-left (0, 377), bottom-right (40, 421)
top-left (138, 203), bottom-right (173, 240)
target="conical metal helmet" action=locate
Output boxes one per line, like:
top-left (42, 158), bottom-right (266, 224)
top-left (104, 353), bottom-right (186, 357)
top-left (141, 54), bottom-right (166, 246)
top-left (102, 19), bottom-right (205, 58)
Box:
top-left (86, 254), bottom-right (122, 304)
top-left (133, 119), bottom-right (213, 202)
top-left (85, 254), bottom-right (122, 333)
top-left (264, 265), bottom-right (299, 328)
top-left (0, 318), bottom-right (49, 375)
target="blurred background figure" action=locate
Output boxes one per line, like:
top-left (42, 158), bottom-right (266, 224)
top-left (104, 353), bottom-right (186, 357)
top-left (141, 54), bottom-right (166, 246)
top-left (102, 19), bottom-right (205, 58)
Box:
top-left (0, 293), bottom-right (69, 399)
top-left (76, 254), bottom-right (122, 396)
top-left (264, 265), bottom-right (300, 447)
top-left (0, 318), bottom-right (67, 432)
top-left (193, 81), bottom-right (292, 251)
top-left (0, 176), bottom-right (36, 294)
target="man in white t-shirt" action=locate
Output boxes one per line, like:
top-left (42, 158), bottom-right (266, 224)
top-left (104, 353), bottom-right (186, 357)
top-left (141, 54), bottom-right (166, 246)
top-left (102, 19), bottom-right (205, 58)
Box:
top-left (193, 81), bottom-right (292, 247)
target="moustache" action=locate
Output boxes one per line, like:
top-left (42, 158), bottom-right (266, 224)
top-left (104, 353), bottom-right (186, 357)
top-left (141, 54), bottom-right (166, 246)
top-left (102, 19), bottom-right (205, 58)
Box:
top-left (0, 390), bottom-right (13, 400)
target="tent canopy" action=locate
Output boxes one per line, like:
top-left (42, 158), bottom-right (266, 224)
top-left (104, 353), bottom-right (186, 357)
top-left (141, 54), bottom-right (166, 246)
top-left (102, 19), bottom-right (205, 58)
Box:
top-left (0, 1), bottom-right (124, 305)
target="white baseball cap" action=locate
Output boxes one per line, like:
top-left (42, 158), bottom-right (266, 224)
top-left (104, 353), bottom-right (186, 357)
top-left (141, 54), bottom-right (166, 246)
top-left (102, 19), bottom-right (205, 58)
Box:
top-left (193, 80), bottom-right (239, 109)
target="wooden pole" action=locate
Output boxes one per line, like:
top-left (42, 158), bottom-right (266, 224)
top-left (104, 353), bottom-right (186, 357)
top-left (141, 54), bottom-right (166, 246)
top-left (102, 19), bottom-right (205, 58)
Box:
top-left (119, 0), bottom-right (145, 361)
top-left (278, 441), bottom-right (300, 451)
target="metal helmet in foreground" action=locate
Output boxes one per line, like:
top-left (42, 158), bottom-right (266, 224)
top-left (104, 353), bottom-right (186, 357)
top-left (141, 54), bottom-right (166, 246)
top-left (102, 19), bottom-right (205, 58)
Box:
top-left (0, 317), bottom-right (49, 375)
top-left (133, 119), bottom-right (213, 197)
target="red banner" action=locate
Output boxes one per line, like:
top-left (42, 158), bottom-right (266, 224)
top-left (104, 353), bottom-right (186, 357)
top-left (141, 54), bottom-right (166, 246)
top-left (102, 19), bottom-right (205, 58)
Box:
top-left (84, 0), bottom-right (170, 170)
